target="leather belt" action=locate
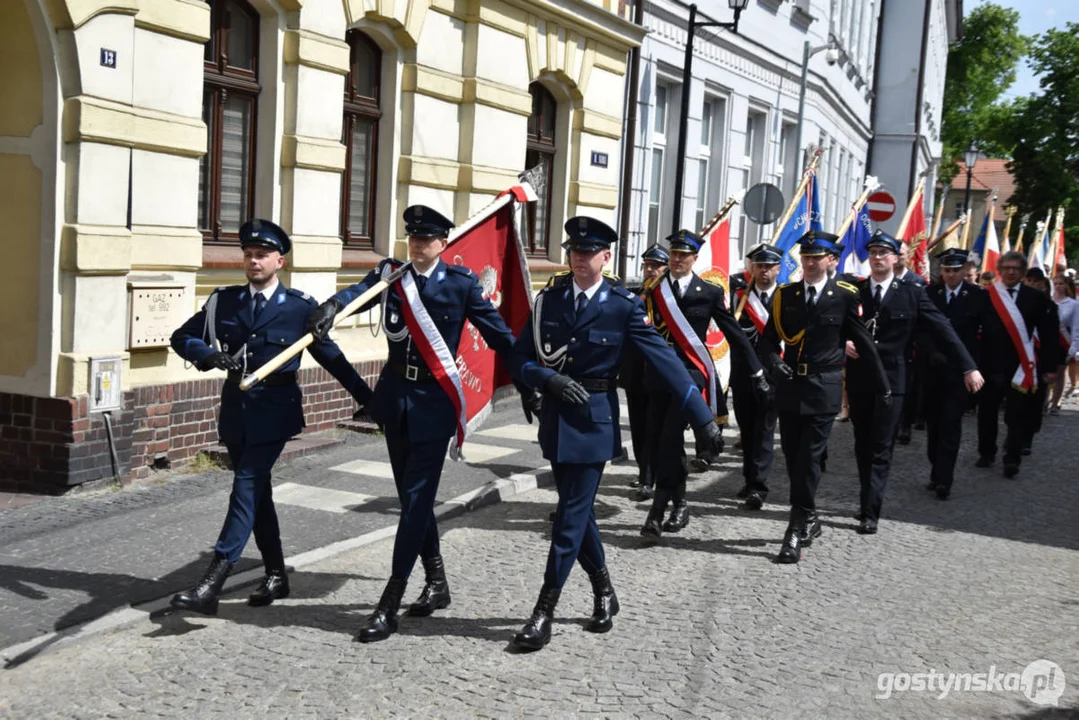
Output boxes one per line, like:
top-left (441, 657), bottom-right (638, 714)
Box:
top-left (388, 360), bottom-right (436, 382)
top-left (794, 363), bottom-right (843, 377)
top-left (572, 377), bottom-right (615, 392)
top-left (226, 371), bottom-right (297, 387)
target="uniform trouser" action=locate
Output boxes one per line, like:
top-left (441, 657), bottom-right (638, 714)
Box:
top-left (778, 411), bottom-right (835, 516)
top-left (625, 385), bottom-right (653, 486)
top-left (849, 391), bottom-right (905, 521)
top-left (923, 375), bottom-right (967, 491)
top-left (545, 462), bottom-right (607, 588)
top-left (1030, 382), bottom-right (1048, 440)
top-left (977, 374), bottom-right (1037, 465)
top-left (215, 440), bottom-right (288, 567)
top-left (901, 356), bottom-right (925, 431)
top-left (731, 376), bottom-right (776, 497)
top-left (648, 387), bottom-right (690, 507)
top-left (384, 414), bottom-right (450, 580)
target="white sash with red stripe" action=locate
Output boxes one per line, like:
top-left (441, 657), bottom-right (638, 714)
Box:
top-left (392, 270), bottom-right (470, 459)
top-left (988, 282), bottom-right (1038, 392)
top-left (652, 277), bottom-right (717, 414)
top-left (741, 288), bottom-right (769, 334)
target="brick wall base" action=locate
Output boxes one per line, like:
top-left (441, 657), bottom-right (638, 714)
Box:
top-left (0, 360), bottom-right (385, 494)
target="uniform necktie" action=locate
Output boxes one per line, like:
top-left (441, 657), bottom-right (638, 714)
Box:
top-left (947, 289), bottom-right (955, 305)
top-left (416, 272), bottom-right (428, 292)
top-left (1008, 286), bottom-right (1016, 299)
top-left (253, 292), bottom-right (267, 320)
top-left (806, 285), bottom-right (816, 307)
top-left (672, 278), bottom-right (682, 299)
top-left (576, 291), bottom-right (589, 318)
top-left (873, 284), bottom-right (883, 309)
top-left (760, 290), bottom-right (769, 307)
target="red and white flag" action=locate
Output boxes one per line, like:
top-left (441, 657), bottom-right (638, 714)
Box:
top-left (982, 216), bottom-right (1001, 274)
top-left (898, 181), bottom-right (929, 280)
top-left (695, 213), bottom-right (733, 396)
top-left (440, 185), bottom-right (535, 458)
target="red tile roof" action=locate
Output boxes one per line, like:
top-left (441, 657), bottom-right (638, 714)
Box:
top-left (947, 158), bottom-right (1017, 208)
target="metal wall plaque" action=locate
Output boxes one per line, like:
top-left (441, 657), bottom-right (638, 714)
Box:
top-left (590, 151), bottom-right (609, 168)
top-left (129, 287), bottom-right (187, 348)
top-left (100, 48), bottom-right (117, 68)
top-left (89, 356), bottom-right (123, 412)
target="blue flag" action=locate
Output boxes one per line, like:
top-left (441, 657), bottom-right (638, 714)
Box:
top-left (839, 202), bottom-right (874, 277)
top-left (773, 174), bottom-right (823, 283)
top-left (972, 211), bottom-right (990, 260)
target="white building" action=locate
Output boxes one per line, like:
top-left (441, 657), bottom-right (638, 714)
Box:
top-left (625, 0), bottom-right (882, 278)
top-left (868, 0), bottom-right (962, 234)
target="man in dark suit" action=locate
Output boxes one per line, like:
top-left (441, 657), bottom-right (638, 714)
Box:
top-left (922, 248), bottom-right (989, 499)
top-left (757, 231), bottom-right (889, 563)
top-left (729, 244), bottom-right (782, 510)
top-left (621, 243), bottom-right (668, 500)
top-left (638, 229), bottom-right (770, 538)
top-left (845, 231), bottom-right (983, 533)
top-left (169, 219), bottom-right (372, 615)
top-left (306, 205), bottom-right (518, 643)
top-left (894, 241), bottom-right (929, 445)
top-left (974, 250), bottom-right (1060, 478)
top-left (509, 217), bottom-right (724, 650)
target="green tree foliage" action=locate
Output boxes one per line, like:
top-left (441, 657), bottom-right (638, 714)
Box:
top-left (939, 3), bottom-right (1027, 183)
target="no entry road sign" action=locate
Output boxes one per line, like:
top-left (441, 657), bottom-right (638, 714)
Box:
top-left (867, 191), bottom-right (896, 222)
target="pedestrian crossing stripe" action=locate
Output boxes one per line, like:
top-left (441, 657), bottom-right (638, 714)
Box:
top-left (273, 482), bottom-right (375, 514)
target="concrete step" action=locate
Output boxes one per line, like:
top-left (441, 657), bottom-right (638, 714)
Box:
top-left (202, 433), bottom-right (347, 469)
top-left (336, 412), bottom-right (380, 435)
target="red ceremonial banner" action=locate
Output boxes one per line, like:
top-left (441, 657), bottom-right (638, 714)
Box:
top-left (444, 189), bottom-right (534, 436)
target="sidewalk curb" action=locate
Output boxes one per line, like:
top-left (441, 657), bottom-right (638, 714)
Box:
top-left (0, 465), bottom-right (554, 669)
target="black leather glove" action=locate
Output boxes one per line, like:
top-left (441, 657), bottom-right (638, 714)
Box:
top-left (544, 373), bottom-right (590, 405)
top-left (202, 351), bottom-right (242, 373)
top-left (692, 421), bottom-right (724, 458)
top-left (520, 390), bottom-right (544, 424)
top-left (307, 298), bottom-right (343, 341)
top-left (878, 391), bottom-right (893, 410)
top-left (753, 371), bottom-right (772, 400)
top-left (772, 359), bottom-right (794, 381)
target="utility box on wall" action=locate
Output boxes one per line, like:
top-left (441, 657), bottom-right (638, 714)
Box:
top-left (129, 284), bottom-right (187, 349)
top-left (89, 356), bottom-right (123, 412)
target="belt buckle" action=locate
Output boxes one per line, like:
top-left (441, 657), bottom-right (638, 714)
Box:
top-left (405, 364), bottom-right (419, 381)
top-left (797, 363), bottom-right (808, 376)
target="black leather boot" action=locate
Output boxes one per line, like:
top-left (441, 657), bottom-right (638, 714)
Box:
top-left (407, 555), bottom-right (452, 617)
top-left (513, 585), bottom-right (561, 650)
top-left (662, 503), bottom-right (690, 532)
top-left (586, 568), bottom-right (620, 633)
top-left (639, 505), bottom-right (664, 538)
top-left (171, 556), bottom-right (233, 615)
top-left (248, 567), bottom-right (290, 607)
top-left (356, 578), bottom-right (407, 643)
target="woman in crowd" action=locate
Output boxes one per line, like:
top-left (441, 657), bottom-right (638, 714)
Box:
top-left (1048, 274), bottom-right (1077, 412)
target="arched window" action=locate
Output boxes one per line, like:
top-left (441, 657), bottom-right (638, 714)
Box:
top-left (341, 30), bottom-right (382, 249)
top-left (199, 0), bottom-right (260, 244)
top-left (524, 83), bottom-right (557, 255)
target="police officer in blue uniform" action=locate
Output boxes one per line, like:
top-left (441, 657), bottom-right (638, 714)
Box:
top-left (845, 231), bottom-right (983, 533)
top-left (306, 205), bottom-right (518, 643)
top-left (757, 231), bottom-right (889, 563)
top-left (509, 217), bottom-right (724, 651)
top-left (169, 219), bottom-right (372, 615)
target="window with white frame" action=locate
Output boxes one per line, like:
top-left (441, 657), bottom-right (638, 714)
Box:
top-left (647, 81), bottom-right (671, 244)
top-left (779, 121), bottom-right (798, 203)
top-left (745, 108), bottom-right (768, 242)
top-left (524, 83), bottom-right (558, 255)
top-left (695, 99), bottom-right (714, 231)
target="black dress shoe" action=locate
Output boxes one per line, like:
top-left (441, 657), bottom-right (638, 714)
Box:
top-left (689, 456), bottom-right (712, 473)
top-left (1003, 463), bottom-right (1019, 479)
top-left (1020, 446), bottom-right (1032, 457)
top-left (586, 568), bottom-right (619, 634)
top-left (662, 503), bottom-right (690, 532)
top-left (629, 477), bottom-right (642, 488)
top-left (975, 456), bottom-right (994, 468)
top-left (407, 555), bottom-right (452, 617)
top-left (897, 429), bottom-right (912, 445)
top-left (639, 508), bottom-right (664, 538)
top-left (248, 569), bottom-right (290, 607)
top-left (853, 510), bottom-right (865, 521)
top-left (513, 585), bottom-right (560, 650)
top-left (776, 526), bottom-right (804, 564)
top-left (744, 492), bottom-right (764, 511)
top-left (800, 515), bottom-right (823, 547)
top-left (858, 518), bottom-right (878, 535)
top-left (935, 486), bottom-right (950, 500)
top-left (636, 484), bottom-right (654, 501)
top-left (171, 556), bottom-right (233, 616)
top-left (736, 485), bottom-right (750, 499)
top-left (356, 578), bottom-right (407, 643)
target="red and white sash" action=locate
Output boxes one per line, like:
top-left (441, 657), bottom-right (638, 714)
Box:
top-left (988, 282), bottom-right (1038, 392)
top-left (392, 271), bottom-right (469, 459)
top-left (738, 288), bottom-right (769, 334)
top-left (652, 277), bottom-right (717, 414)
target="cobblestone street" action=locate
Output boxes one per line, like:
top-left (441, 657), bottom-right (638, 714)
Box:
top-left (2, 401), bottom-right (1077, 718)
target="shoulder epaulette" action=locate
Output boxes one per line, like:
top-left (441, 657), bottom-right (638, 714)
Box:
top-left (778, 281), bottom-right (797, 290)
top-left (544, 271), bottom-right (573, 290)
top-left (602, 270), bottom-right (622, 287)
top-left (378, 257), bottom-right (403, 272)
top-left (286, 287), bottom-right (315, 303)
top-left (609, 285), bottom-right (635, 301)
top-left (836, 280), bottom-right (859, 294)
top-left (445, 263), bottom-right (473, 277)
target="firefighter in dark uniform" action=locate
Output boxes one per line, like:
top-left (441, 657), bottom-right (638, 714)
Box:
top-left (895, 243), bottom-right (929, 444)
top-left (845, 231), bottom-right (983, 533)
top-left (922, 248), bottom-right (989, 499)
top-left (306, 205), bottom-right (518, 643)
top-left (729, 244), bottom-right (782, 509)
top-left (509, 217), bottom-right (724, 651)
top-left (169, 219), bottom-right (372, 615)
top-left (621, 243), bottom-right (669, 500)
top-left (757, 231), bottom-right (889, 564)
top-left (638, 230), bottom-right (770, 538)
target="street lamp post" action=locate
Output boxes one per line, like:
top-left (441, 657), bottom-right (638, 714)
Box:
top-left (963, 141), bottom-right (978, 218)
top-left (670, 0), bottom-right (748, 234)
top-left (794, 39), bottom-right (838, 169)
